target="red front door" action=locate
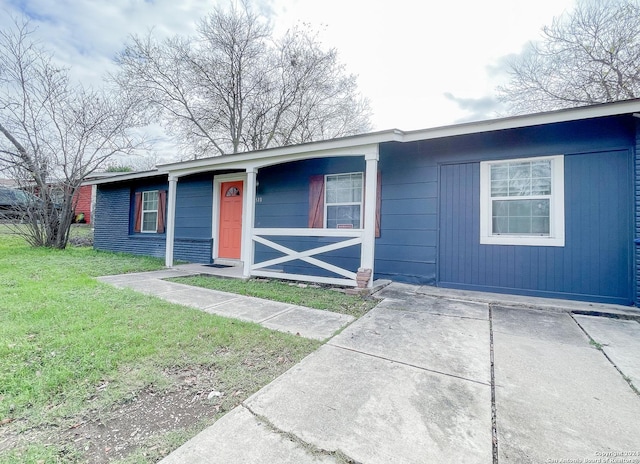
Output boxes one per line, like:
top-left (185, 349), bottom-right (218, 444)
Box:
top-left (218, 181), bottom-right (243, 259)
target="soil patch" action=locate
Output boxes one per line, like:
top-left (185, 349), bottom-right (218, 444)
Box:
top-left (1, 366), bottom-right (256, 463)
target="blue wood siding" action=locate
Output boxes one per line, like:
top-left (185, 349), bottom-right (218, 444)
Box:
top-left (376, 144), bottom-right (438, 284)
top-left (635, 119), bottom-right (640, 304)
top-left (255, 158), bottom-right (364, 278)
top-left (95, 184), bottom-right (140, 251)
top-left (175, 175), bottom-right (213, 241)
top-left (253, 153), bottom-right (438, 284)
top-left (438, 149), bottom-right (633, 304)
top-left (93, 114), bottom-right (637, 303)
top-left (94, 174), bottom-right (213, 263)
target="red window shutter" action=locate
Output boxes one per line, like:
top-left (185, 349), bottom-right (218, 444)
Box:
top-left (157, 190), bottom-right (167, 233)
top-left (133, 192), bottom-right (142, 232)
top-left (308, 175), bottom-right (325, 228)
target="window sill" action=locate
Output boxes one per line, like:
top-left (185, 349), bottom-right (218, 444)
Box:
top-left (480, 235), bottom-right (564, 247)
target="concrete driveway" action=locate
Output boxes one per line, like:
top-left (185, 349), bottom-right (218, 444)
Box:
top-left (161, 283), bottom-right (640, 464)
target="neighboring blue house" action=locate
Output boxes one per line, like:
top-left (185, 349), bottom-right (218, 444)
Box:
top-left (92, 100), bottom-right (640, 306)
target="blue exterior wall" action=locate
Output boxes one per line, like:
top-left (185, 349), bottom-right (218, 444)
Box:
top-left (252, 115), bottom-right (637, 303)
top-left (94, 174), bottom-right (214, 263)
top-left (255, 157), bottom-right (365, 278)
top-left (438, 150), bottom-right (632, 304)
top-left (377, 144), bottom-right (438, 284)
top-left (93, 114), bottom-right (637, 305)
top-left (252, 150), bottom-right (446, 284)
top-left (431, 116), bottom-right (635, 305)
top-left (635, 119), bottom-right (640, 304)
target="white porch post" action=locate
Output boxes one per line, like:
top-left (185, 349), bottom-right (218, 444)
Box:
top-left (165, 175), bottom-right (178, 267)
top-left (242, 167), bottom-right (257, 278)
top-left (361, 149), bottom-right (379, 287)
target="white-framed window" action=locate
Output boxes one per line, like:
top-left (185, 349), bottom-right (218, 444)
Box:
top-left (141, 190), bottom-right (159, 233)
top-left (325, 172), bottom-right (363, 229)
top-left (480, 155), bottom-right (564, 246)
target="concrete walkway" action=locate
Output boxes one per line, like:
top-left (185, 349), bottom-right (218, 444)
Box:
top-left (157, 282), bottom-right (640, 464)
top-left (97, 269), bottom-right (354, 341)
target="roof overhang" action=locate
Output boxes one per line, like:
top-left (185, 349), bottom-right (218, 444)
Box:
top-left (91, 99), bottom-right (640, 185)
top-left (401, 98), bottom-right (640, 143)
top-left (159, 130), bottom-right (404, 178)
top-left (87, 169), bottom-right (166, 185)
top-left (159, 99), bottom-right (640, 178)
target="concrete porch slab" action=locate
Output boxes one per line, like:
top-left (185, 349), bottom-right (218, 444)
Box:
top-left (376, 294), bottom-right (489, 320)
top-left (414, 285), bottom-right (640, 319)
top-left (330, 303), bottom-right (491, 384)
top-left (493, 308), bottom-right (640, 463)
top-left (492, 306), bottom-right (588, 346)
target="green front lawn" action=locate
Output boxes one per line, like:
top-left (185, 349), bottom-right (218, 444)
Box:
top-left (169, 275), bottom-right (379, 318)
top-left (0, 232), bottom-right (320, 462)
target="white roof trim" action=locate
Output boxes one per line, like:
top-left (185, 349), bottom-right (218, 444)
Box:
top-left (402, 98), bottom-right (640, 142)
top-left (159, 132), bottom-right (402, 174)
top-left (92, 99), bottom-right (640, 184)
top-left (167, 143), bottom-right (381, 178)
top-left (87, 170), bottom-right (165, 185)
top-left (158, 99), bottom-right (640, 176)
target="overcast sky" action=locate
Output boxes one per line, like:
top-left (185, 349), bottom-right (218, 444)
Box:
top-left (1, 0), bottom-right (577, 152)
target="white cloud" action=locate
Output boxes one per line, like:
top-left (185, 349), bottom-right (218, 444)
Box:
top-left (0, 0), bottom-right (577, 155)
top-left (269, 0), bottom-right (576, 129)
top-left (1, 0), bottom-right (213, 82)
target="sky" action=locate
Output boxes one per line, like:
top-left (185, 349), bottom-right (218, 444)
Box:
top-left (0, 0), bottom-right (577, 157)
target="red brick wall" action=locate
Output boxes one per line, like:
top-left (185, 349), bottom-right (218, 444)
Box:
top-left (73, 185), bottom-right (93, 224)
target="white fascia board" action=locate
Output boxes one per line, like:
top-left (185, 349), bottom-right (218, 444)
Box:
top-left (402, 99), bottom-right (640, 143)
top-left (165, 142), bottom-right (385, 178)
top-left (159, 130), bottom-right (404, 174)
top-left (97, 99), bottom-right (640, 183)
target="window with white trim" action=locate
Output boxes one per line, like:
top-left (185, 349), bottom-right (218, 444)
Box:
top-left (325, 172), bottom-right (363, 229)
top-left (141, 190), bottom-right (159, 233)
top-left (480, 155), bottom-right (565, 246)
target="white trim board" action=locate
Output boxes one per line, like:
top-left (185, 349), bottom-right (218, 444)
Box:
top-left (212, 173), bottom-right (247, 262)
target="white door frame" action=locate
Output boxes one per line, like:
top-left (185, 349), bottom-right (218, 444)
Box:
top-left (212, 173), bottom-right (247, 262)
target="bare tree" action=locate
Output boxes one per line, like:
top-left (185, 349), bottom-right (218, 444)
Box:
top-left (114, 1), bottom-right (372, 159)
top-left (497, 0), bottom-right (640, 114)
top-left (0, 18), bottom-right (143, 248)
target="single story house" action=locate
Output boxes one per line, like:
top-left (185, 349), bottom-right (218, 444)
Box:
top-left (91, 99), bottom-right (640, 306)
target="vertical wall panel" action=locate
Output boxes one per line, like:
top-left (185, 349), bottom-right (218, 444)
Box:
top-left (439, 162), bottom-right (479, 286)
top-left (438, 150), bottom-right (633, 304)
top-left (635, 120), bottom-right (640, 305)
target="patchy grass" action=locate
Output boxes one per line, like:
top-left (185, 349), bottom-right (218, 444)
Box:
top-left (67, 223), bottom-right (94, 246)
top-left (169, 275), bottom-right (379, 318)
top-left (0, 233), bottom-right (320, 463)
